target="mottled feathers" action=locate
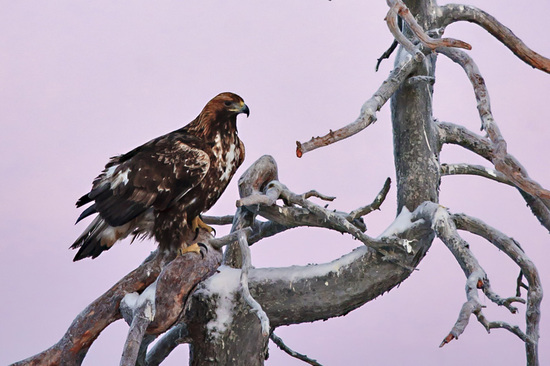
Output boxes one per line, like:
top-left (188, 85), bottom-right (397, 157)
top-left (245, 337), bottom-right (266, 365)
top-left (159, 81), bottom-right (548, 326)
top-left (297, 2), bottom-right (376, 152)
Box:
top-left (71, 92), bottom-right (249, 261)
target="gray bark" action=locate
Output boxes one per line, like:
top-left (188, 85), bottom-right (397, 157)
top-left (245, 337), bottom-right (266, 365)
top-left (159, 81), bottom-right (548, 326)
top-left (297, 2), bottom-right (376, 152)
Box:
top-left (186, 1), bottom-right (442, 364)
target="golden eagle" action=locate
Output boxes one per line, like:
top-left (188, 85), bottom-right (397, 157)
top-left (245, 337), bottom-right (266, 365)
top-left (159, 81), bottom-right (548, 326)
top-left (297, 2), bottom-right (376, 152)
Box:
top-left (71, 92), bottom-right (249, 261)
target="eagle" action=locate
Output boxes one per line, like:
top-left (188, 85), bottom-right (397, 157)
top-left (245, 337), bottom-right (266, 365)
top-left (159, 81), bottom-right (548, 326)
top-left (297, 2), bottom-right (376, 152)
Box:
top-left (70, 92), bottom-right (249, 261)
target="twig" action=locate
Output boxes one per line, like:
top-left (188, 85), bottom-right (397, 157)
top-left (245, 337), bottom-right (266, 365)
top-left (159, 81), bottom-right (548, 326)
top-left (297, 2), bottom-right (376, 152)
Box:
top-left (207, 227), bottom-right (254, 250)
top-left (439, 4), bottom-right (550, 73)
top-left (237, 231), bottom-right (270, 336)
top-left (270, 332), bottom-right (323, 366)
top-left (295, 56), bottom-right (418, 157)
top-left (300, 189), bottom-right (335, 201)
top-left (202, 215), bottom-right (234, 226)
top-left (441, 163), bottom-right (512, 186)
top-left (376, 17), bottom-right (401, 72)
top-left (348, 178), bottom-right (391, 220)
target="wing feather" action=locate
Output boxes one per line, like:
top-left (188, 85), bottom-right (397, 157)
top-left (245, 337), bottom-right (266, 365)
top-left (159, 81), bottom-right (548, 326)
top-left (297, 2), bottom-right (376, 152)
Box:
top-left (80, 134), bottom-right (210, 227)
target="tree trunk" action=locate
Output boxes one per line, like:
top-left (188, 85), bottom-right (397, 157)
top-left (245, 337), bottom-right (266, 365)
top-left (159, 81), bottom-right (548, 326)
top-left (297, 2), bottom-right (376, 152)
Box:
top-left (188, 0), bottom-right (442, 363)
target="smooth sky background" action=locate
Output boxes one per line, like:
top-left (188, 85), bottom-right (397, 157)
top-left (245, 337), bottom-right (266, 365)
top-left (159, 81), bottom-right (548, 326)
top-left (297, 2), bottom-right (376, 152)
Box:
top-left (1, 1), bottom-right (549, 365)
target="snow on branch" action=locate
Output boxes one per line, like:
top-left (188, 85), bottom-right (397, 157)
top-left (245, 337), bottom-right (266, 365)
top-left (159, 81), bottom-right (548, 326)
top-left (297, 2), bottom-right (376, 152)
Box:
top-left (237, 231), bottom-right (270, 336)
top-left (119, 281), bottom-right (157, 366)
top-left (237, 177), bottom-right (419, 268)
top-left (439, 4), bottom-right (550, 73)
top-left (295, 56), bottom-right (418, 157)
top-left (410, 202), bottom-right (532, 352)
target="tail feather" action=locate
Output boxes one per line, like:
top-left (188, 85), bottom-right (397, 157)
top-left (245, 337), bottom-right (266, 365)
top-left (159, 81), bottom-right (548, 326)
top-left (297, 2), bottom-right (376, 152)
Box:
top-left (70, 216), bottom-right (114, 261)
top-left (75, 203), bottom-right (98, 224)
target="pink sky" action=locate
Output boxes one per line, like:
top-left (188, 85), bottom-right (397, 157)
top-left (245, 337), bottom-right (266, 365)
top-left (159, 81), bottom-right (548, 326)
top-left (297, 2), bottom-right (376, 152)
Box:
top-left (1, 1), bottom-right (549, 365)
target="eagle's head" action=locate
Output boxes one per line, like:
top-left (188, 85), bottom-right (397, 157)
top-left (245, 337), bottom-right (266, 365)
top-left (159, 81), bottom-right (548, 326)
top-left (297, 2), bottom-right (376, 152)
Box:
top-left (192, 92), bottom-right (249, 138)
top-left (207, 92), bottom-right (250, 119)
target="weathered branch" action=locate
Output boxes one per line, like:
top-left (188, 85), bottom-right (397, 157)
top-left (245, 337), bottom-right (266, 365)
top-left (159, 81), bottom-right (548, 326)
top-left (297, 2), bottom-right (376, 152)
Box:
top-left (202, 214), bottom-right (234, 226)
top-left (295, 56), bottom-right (418, 157)
top-left (386, 0), bottom-right (471, 58)
top-left (438, 48), bottom-right (550, 205)
top-left (237, 230), bottom-right (270, 336)
top-left (145, 323), bottom-right (190, 366)
top-left (120, 282), bottom-right (157, 366)
top-left (441, 163), bottom-right (511, 186)
top-left (270, 332), bottom-right (323, 366)
top-left (11, 250), bottom-right (175, 366)
top-left (411, 203), bottom-right (530, 350)
top-left (437, 121), bottom-right (550, 233)
top-left (452, 214), bottom-right (542, 365)
top-left (348, 177), bottom-right (391, 221)
top-left (439, 4), bottom-right (550, 73)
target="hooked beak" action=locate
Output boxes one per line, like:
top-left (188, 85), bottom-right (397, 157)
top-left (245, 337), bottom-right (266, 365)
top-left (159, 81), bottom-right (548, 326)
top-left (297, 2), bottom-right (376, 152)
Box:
top-left (240, 103), bottom-right (250, 117)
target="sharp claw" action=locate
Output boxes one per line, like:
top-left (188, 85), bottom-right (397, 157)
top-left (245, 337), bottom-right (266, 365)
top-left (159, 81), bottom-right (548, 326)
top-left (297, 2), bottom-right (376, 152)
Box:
top-left (198, 243), bottom-right (208, 259)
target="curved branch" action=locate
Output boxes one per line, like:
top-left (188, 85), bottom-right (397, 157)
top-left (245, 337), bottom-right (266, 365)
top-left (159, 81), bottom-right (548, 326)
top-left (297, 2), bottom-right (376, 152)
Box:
top-left (145, 324), bottom-right (190, 366)
top-left (439, 4), bottom-right (550, 73)
top-left (387, 0), bottom-right (471, 55)
top-left (270, 332), bottom-right (323, 366)
top-left (437, 121), bottom-right (550, 233)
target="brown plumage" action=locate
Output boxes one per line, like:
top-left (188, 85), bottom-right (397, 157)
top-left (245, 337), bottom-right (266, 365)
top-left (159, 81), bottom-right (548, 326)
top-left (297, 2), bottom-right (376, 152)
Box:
top-left (70, 92), bottom-right (249, 261)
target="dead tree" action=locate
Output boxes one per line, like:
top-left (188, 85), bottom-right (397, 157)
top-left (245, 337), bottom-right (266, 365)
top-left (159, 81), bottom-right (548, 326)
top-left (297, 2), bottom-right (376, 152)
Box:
top-left (11, 0), bottom-right (549, 365)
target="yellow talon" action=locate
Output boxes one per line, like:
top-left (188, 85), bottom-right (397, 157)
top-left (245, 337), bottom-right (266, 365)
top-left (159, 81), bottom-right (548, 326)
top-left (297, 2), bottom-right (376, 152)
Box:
top-left (191, 216), bottom-right (215, 234)
top-left (178, 243), bottom-right (202, 256)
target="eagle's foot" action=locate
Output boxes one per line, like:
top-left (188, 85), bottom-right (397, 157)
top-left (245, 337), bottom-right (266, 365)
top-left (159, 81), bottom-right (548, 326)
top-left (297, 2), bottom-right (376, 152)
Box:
top-left (191, 216), bottom-right (216, 235)
top-left (178, 242), bottom-right (208, 259)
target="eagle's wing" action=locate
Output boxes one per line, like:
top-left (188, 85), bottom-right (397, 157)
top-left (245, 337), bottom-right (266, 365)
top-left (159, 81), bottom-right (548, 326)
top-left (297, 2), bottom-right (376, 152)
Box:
top-left (77, 135), bottom-right (210, 227)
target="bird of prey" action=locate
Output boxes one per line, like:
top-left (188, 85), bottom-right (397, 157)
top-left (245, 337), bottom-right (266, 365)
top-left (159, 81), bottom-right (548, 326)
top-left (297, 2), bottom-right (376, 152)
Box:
top-left (70, 92), bottom-right (249, 261)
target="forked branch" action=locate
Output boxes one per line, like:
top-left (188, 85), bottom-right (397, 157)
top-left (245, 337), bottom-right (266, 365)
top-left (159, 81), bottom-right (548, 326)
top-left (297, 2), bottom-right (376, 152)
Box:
top-left (411, 203), bottom-right (532, 353)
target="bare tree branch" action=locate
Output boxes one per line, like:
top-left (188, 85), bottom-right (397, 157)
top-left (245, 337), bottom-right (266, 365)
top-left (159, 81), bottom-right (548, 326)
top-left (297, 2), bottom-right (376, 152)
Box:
top-left (202, 215), bottom-right (234, 226)
top-left (441, 163), bottom-right (511, 186)
top-left (270, 332), bottom-right (323, 366)
top-left (411, 203), bottom-right (530, 350)
top-left (439, 4), bottom-right (550, 73)
top-left (120, 283), bottom-right (157, 366)
top-left (145, 324), bottom-right (190, 366)
top-left (452, 214), bottom-right (542, 365)
top-left (348, 177), bottom-right (391, 220)
top-left (438, 48), bottom-right (550, 205)
top-left (295, 56), bottom-right (418, 157)
top-left (386, 0), bottom-right (471, 57)
top-left (437, 121), bottom-right (550, 234)
top-left (237, 230), bottom-right (270, 336)
top-left (11, 251), bottom-right (175, 366)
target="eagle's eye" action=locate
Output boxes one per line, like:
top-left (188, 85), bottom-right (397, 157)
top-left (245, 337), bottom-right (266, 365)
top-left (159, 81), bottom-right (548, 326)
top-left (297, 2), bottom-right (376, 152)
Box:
top-left (224, 101), bottom-right (232, 107)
